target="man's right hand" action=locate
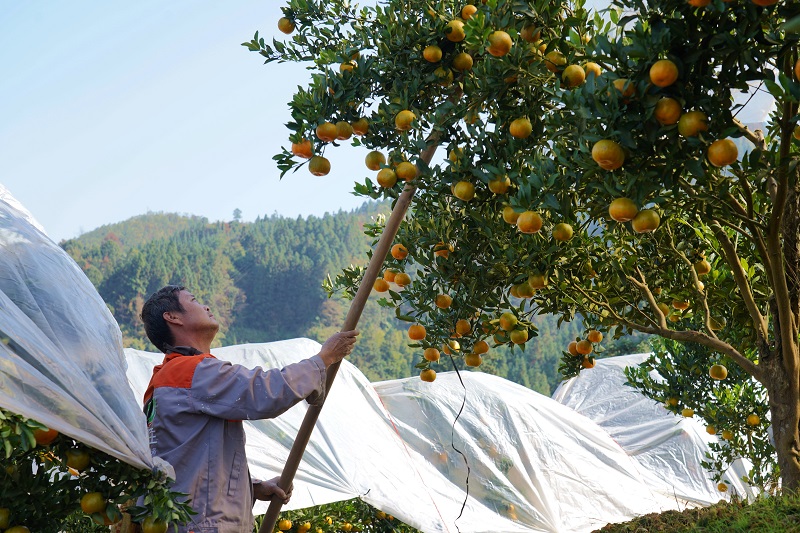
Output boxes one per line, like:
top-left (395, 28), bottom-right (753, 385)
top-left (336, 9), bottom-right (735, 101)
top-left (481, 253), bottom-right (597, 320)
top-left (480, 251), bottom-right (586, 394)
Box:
top-left (318, 330), bottom-right (359, 367)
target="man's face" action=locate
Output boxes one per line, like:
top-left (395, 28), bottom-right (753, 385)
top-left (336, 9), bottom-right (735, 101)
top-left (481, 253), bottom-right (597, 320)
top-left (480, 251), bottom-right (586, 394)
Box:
top-left (175, 290), bottom-right (219, 335)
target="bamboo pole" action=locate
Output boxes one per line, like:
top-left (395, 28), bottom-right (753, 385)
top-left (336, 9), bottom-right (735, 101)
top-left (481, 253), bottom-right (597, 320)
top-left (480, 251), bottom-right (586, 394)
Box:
top-left (258, 142), bottom-right (438, 532)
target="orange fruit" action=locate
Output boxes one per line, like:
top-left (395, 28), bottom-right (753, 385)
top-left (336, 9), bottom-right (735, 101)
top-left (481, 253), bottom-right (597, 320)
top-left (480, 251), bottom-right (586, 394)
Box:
top-left (391, 243), bottom-right (409, 259)
top-left (747, 414), bottom-right (760, 426)
top-left (335, 121), bottom-right (353, 140)
top-left (487, 30), bottom-right (513, 57)
top-left (33, 427), bottom-right (59, 446)
top-left (453, 52), bottom-right (474, 71)
top-left (461, 4), bottom-right (478, 19)
top-left (516, 211), bottom-right (543, 234)
top-left (453, 181), bottom-right (476, 201)
top-left (464, 353), bottom-right (483, 367)
top-left (631, 209), bottom-right (660, 233)
top-left (722, 430), bottom-right (734, 440)
top-left (473, 340), bottom-right (490, 354)
top-left (308, 156), bottom-right (331, 176)
top-left (81, 492), bottom-right (106, 515)
top-left (592, 139), bottom-right (625, 170)
top-left (552, 222), bottom-right (573, 241)
top-left (424, 348), bottom-right (441, 362)
top-left (608, 198), bottom-right (638, 222)
top-left (516, 282), bottom-right (535, 298)
top-left (365, 150), bottom-right (386, 171)
top-left (794, 126), bottom-right (800, 140)
top-left (706, 425), bottom-right (717, 435)
top-left (420, 368), bottom-right (437, 382)
top-left (562, 65), bottom-right (586, 88)
top-left (433, 242), bottom-right (453, 258)
top-left (751, 0), bottom-right (777, 4)
top-left (6, 527), bottom-right (31, 533)
top-left (278, 520), bottom-right (293, 531)
top-left (66, 448), bottom-right (91, 471)
top-left (654, 97), bottom-right (682, 125)
top-left (502, 206), bottom-right (520, 224)
top-left (520, 25), bottom-right (541, 43)
top-left (612, 78), bottom-right (636, 101)
top-left (694, 259), bottom-right (712, 275)
top-left (717, 482), bottom-right (728, 493)
top-left (509, 329), bottom-right (528, 344)
top-left (352, 118), bottom-right (369, 135)
top-left (278, 17), bottom-right (295, 34)
top-left (423, 45), bottom-right (443, 63)
top-left (373, 278), bottom-right (390, 292)
top-left (587, 330), bottom-right (603, 343)
top-left (339, 61), bottom-right (356, 73)
top-left (408, 324), bottom-right (427, 340)
top-left (681, 407), bottom-right (694, 418)
top-left (291, 139), bottom-right (313, 159)
top-left (377, 168), bottom-right (398, 188)
top-left (672, 299), bottom-right (690, 310)
top-left (581, 356), bottom-right (595, 369)
top-left (395, 110), bottom-right (416, 131)
top-left (583, 62), bottom-right (602, 78)
top-left (544, 50), bottom-right (566, 72)
top-left (0, 508), bottom-right (10, 529)
top-left (709, 364), bottom-right (728, 380)
top-left (445, 20), bottom-right (466, 42)
top-left (528, 273), bottom-right (547, 289)
top-left (383, 269), bottom-right (397, 282)
top-left (649, 59), bottom-right (679, 87)
top-left (576, 340), bottom-right (593, 355)
top-left (435, 294), bottom-right (453, 309)
top-left (796, 59), bottom-right (800, 80)
top-left (434, 66), bottom-right (454, 86)
top-left (394, 272), bottom-right (412, 286)
top-left (316, 122), bottom-right (338, 142)
top-left (499, 312), bottom-right (518, 331)
top-left (707, 139), bottom-right (738, 167)
top-left (455, 319), bottom-right (472, 336)
top-left (678, 111), bottom-right (708, 137)
top-left (509, 117), bottom-right (533, 139)
top-left (488, 175), bottom-right (511, 194)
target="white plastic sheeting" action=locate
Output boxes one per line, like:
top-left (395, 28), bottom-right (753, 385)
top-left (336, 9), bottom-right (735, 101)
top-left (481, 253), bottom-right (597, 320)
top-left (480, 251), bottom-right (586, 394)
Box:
top-left (552, 353), bottom-right (758, 504)
top-left (0, 184), bottom-right (153, 470)
top-left (127, 342), bottom-right (702, 533)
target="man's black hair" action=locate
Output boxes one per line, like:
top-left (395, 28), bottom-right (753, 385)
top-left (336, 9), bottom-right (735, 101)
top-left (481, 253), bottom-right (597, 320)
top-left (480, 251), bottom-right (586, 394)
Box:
top-left (140, 285), bottom-right (186, 353)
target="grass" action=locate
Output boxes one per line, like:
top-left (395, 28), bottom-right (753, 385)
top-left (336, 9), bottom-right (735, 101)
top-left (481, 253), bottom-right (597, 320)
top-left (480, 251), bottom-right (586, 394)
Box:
top-left (593, 491), bottom-right (800, 532)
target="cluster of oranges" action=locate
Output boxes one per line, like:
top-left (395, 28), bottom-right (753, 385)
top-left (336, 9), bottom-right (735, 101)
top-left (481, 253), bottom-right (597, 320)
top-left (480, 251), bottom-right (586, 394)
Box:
top-left (566, 330), bottom-right (603, 369)
top-left (290, 117), bottom-right (371, 177)
top-left (373, 243), bottom-right (413, 293)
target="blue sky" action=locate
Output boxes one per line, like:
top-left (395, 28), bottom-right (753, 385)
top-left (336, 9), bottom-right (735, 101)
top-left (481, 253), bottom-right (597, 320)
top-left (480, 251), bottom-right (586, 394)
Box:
top-left (1, 2), bottom-right (772, 243)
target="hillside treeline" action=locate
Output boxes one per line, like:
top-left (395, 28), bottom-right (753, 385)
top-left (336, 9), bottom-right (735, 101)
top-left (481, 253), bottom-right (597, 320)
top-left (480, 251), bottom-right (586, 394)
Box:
top-left (61, 203), bottom-right (645, 394)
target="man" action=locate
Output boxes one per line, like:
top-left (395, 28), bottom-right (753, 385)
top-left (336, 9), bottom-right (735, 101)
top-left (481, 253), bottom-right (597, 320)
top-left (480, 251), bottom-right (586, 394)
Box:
top-left (140, 285), bottom-right (357, 533)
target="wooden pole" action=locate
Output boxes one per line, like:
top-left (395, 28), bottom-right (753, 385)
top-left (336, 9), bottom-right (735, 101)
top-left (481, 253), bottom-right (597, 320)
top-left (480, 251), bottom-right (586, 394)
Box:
top-left (258, 143), bottom-right (437, 532)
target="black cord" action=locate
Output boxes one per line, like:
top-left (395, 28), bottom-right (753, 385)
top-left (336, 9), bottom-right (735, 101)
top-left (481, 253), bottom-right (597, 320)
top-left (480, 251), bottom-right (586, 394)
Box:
top-left (446, 352), bottom-right (470, 532)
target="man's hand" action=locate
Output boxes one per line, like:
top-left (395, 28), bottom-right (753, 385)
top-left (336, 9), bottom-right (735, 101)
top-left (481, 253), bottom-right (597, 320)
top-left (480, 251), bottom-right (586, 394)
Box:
top-left (318, 330), bottom-right (359, 367)
top-left (253, 477), bottom-right (293, 504)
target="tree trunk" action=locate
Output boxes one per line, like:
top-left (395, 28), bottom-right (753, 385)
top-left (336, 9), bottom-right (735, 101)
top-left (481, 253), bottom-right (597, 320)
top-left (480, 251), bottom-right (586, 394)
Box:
top-left (762, 349), bottom-right (800, 491)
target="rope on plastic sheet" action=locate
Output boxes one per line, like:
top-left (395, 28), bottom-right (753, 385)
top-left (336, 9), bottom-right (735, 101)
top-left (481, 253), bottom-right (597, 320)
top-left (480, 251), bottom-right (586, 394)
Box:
top-left (445, 352), bottom-right (470, 533)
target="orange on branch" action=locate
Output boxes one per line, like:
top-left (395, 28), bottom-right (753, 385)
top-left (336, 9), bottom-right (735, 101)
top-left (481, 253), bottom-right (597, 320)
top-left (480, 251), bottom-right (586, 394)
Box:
top-left (424, 348), bottom-right (441, 362)
top-left (694, 259), bottom-right (712, 276)
top-left (423, 45), bottom-right (443, 63)
top-left (454, 181), bottom-right (476, 201)
top-left (581, 356), bottom-right (596, 369)
top-left (445, 20), bottom-right (466, 42)
top-left (576, 340), bottom-right (593, 355)
top-left (516, 282), bottom-right (535, 298)
top-left (434, 66), bottom-right (454, 86)
top-left (502, 206), bottom-right (520, 224)
top-left (408, 324), bottom-right (427, 340)
top-left (544, 50), bottom-right (566, 72)
top-left (608, 197), bottom-right (638, 222)
top-left (308, 156), bottom-right (331, 176)
top-left (688, 0), bottom-right (712, 6)
top-left (376, 168), bottom-right (397, 187)
top-left (631, 209), bottom-right (660, 233)
top-left (420, 369), bottom-right (437, 382)
top-left (520, 25), bottom-right (541, 43)
top-left (316, 122), bottom-right (338, 142)
top-left (709, 364), bottom-right (728, 380)
top-left (567, 341), bottom-right (580, 356)
top-left (464, 353), bottom-right (483, 367)
top-left (395, 110), bottom-right (416, 131)
top-left (509, 329), bottom-right (529, 344)
top-left (81, 492), bottom-right (106, 515)
top-left (583, 61), bottom-right (602, 78)
top-left (394, 272), bottom-right (411, 287)
top-left (278, 17), bottom-right (295, 34)
top-left (509, 117), bottom-right (533, 139)
top-left (516, 211), bottom-right (543, 234)
top-left (473, 340), bottom-right (489, 354)
top-left (391, 243), bottom-right (409, 260)
top-left (433, 242), bottom-right (453, 258)
top-left (587, 330), bottom-right (603, 343)
top-left (335, 121), bottom-right (353, 140)
top-left (678, 111), bottom-right (708, 137)
top-left (488, 176), bottom-right (511, 194)
top-left (396, 161), bottom-right (419, 182)
top-left (592, 140), bottom-right (625, 170)
top-left (612, 78), bottom-right (636, 101)
top-left (365, 150), bottom-right (386, 171)
top-left (461, 4), bottom-right (478, 19)
top-left (707, 139), bottom-right (738, 167)
top-left (672, 299), bottom-right (690, 310)
top-left (383, 269), bottom-right (397, 282)
top-left (747, 414), bottom-right (761, 426)
top-left (722, 430), bottom-right (734, 440)
top-left (373, 278), bottom-right (390, 292)
top-left (654, 97), bottom-right (682, 126)
top-left (682, 408), bottom-right (695, 418)
top-left (455, 319), bottom-right (472, 336)
top-left (706, 425), bottom-right (717, 435)
top-left (552, 222), bottom-right (574, 242)
top-left (291, 139), bottom-right (313, 159)
top-left (34, 427), bottom-right (59, 446)
top-left (528, 273), bottom-right (547, 289)
top-left (499, 312), bottom-right (518, 331)
top-left (452, 52), bottom-right (474, 72)
top-left (487, 31), bottom-right (513, 57)
top-left (278, 520), bottom-right (293, 531)
top-left (352, 118), bottom-right (369, 135)
top-left (562, 65), bottom-right (586, 88)
top-left (649, 59), bottom-right (679, 87)
top-left (66, 448), bottom-right (91, 471)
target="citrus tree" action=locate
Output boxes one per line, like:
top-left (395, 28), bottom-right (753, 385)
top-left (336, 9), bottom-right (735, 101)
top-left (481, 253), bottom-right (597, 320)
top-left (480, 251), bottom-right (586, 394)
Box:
top-left (246, 0), bottom-right (800, 491)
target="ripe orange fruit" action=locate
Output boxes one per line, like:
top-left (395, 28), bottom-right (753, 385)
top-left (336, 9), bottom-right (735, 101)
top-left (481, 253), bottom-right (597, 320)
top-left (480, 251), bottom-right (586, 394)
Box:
top-left (709, 364), bottom-right (728, 380)
top-left (583, 62), bottom-right (602, 78)
top-left (395, 110), bottom-right (416, 131)
top-left (516, 211), bottom-right (543, 234)
top-left (649, 59), bottom-right (679, 87)
top-left (424, 348), bottom-right (441, 362)
top-left (391, 243), bottom-right (409, 260)
top-left (340, 61), bottom-right (356, 73)
top-left (509, 117), bottom-right (533, 139)
top-left (567, 341), bottom-right (580, 356)
top-left (707, 139), bottom-right (738, 167)
top-left (509, 329), bottom-right (529, 344)
top-left (488, 176), bottom-right (511, 194)
top-left (552, 222), bottom-right (574, 241)
top-left (394, 272), bottom-right (412, 287)
top-left (717, 482), bottom-right (728, 493)
top-left (751, 0), bottom-right (777, 5)
top-left (461, 4), bottom-right (478, 19)
top-left (694, 259), bottom-right (712, 275)
top-left (278, 17), bottom-right (295, 34)
top-left (66, 448), bottom-right (91, 471)
top-left (455, 319), bottom-right (472, 336)
top-left (5, 527), bottom-right (30, 533)
top-left (433, 242), bottom-right (453, 258)
top-left (352, 118), bottom-right (369, 135)
top-left (278, 519), bottom-right (293, 531)
top-left (365, 150), bottom-right (386, 171)
top-left (408, 324), bottom-right (427, 340)
top-left (473, 340), bottom-right (490, 354)
top-left (612, 78), bottom-right (636, 101)
top-left (654, 97), bottom-right (682, 125)
top-left (453, 52), bottom-right (474, 71)
top-left (445, 20), bottom-right (466, 42)
top-left (454, 181), bottom-right (476, 201)
top-left (316, 122), bottom-right (338, 142)
top-left (420, 369), bottom-right (437, 382)
top-left (465, 353), bottom-right (483, 367)
top-left (335, 121), bottom-right (353, 140)
top-left (528, 273), bottom-right (547, 289)
top-left (516, 282), bottom-right (535, 298)
top-left (678, 111), bottom-right (708, 137)
top-left (672, 299), bottom-right (690, 310)
top-left (794, 126), bottom-right (800, 140)
top-left (562, 65), bottom-right (586, 88)
top-left (434, 66), bottom-right (454, 86)
top-left (81, 492), bottom-right (106, 514)
top-left (747, 414), bottom-right (760, 426)
top-left (520, 25), bottom-right (541, 43)
top-left (796, 58), bottom-right (800, 80)
top-left (722, 429), bottom-right (734, 440)
top-left (0, 508), bottom-right (10, 529)
top-left (608, 197), bottom-right (638, 222)
top-left (502, 206), bottom-right (520, 224)
top-left (544, 50), bottom-right (566, 72)
top-left (499, 312), bottom-right (518, 331)
top-left (373, 278), bottom-right (390, 292)
top-left (706, 425), bottom-right (717, 435)
top-left (576, 340), bottom-right (593, 355)
top-left (34, 427), bottom-right (59, 446)
top-left (631, 209), bottom-right (660, 233)
top-left (587, 330), bottom-right (603, 343)
top-left (581, 356), bottom-right (595, 369)
top-left (435, 294), bottom-right (453, 309)
top-left (681, 408), bottom-right (694, 418)
top-left (487, 30), bottom-right (513, 57)
top-left (423, 45), bottom-right (443, 62)
top-left (383, 269), bottom-right (397, 283)
top-left (377, 168), bottom-right (398, 188)
top-left (308, 156), bottom-right (331, 176)
top-left (291, 139), bottom-right (313, 159)
top-left (592, 139), bottom-right (625, 170)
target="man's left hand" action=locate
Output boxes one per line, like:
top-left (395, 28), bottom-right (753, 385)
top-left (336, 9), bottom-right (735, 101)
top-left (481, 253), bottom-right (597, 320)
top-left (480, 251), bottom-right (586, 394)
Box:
top-left (254, 477), bottom-right (293, 504)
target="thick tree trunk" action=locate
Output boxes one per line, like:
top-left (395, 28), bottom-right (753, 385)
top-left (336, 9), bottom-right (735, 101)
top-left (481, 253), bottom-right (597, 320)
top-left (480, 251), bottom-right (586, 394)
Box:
top-left (762, 350), bottom-right (800, 491)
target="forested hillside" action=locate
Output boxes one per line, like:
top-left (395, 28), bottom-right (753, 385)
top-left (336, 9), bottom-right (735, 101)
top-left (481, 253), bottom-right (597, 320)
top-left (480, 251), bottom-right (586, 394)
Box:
top-left (61, 203), bottom-right (646, 394)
